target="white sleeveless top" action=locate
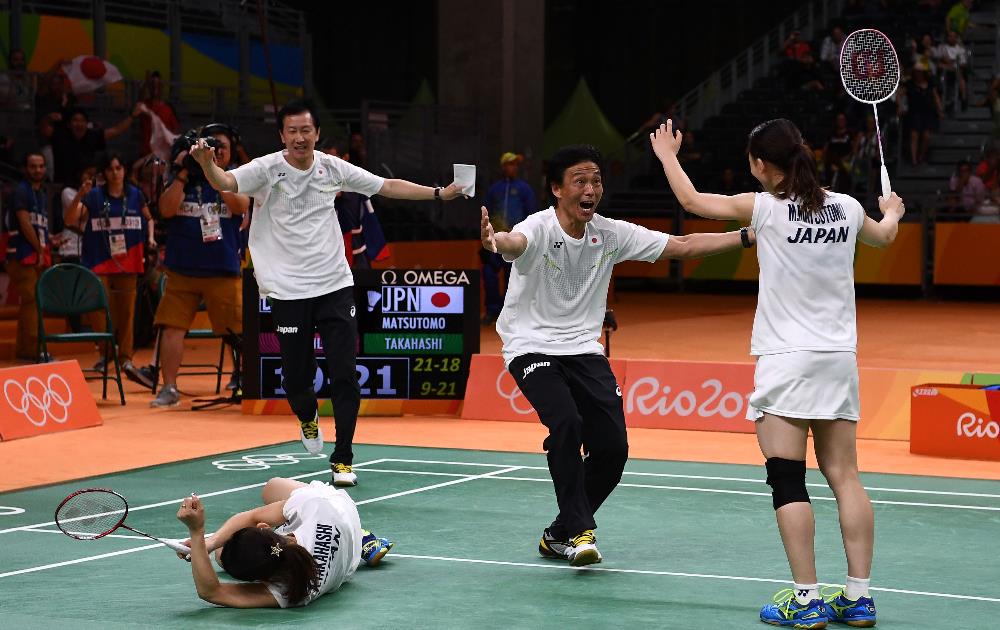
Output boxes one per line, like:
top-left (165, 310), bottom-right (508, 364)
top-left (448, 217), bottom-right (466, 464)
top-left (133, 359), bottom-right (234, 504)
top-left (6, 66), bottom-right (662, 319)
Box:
top-left (749, 191), bottom-right (867, 356)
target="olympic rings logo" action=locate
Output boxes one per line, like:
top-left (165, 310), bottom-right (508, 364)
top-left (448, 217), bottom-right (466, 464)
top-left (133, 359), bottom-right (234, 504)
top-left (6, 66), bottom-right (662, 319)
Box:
top-left (495, 369), bottom-right (534, 415)
top-left (211, 453), bottom-right (328, 471)
top-left (3, 375), bottom-right (73, 427)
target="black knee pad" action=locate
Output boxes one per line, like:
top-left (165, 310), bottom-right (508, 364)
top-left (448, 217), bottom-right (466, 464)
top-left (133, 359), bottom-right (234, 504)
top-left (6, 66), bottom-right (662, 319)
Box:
top-left (765, 457), bottom-right (810, 510)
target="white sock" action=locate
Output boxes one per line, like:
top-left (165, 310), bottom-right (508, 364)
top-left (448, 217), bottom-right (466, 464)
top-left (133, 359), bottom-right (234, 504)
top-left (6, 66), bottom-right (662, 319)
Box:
top-left (793, 583), bottom-right (819, 605)
top-left (845, 575), bottom-right (871, 601)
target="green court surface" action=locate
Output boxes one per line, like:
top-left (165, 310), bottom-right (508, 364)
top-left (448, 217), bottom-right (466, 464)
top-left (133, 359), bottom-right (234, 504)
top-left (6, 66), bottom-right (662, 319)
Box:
top-left (1, 443), bottom-right (998, 629)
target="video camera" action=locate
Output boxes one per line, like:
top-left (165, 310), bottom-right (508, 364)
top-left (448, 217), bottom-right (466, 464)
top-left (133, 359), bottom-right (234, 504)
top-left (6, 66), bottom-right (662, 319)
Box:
top-left (170, 123), bottom-right (240, 185)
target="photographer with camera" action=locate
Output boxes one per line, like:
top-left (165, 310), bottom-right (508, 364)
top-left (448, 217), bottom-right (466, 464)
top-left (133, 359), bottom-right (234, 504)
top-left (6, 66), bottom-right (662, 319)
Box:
top-left (150, 124), bottom-right (249, 408)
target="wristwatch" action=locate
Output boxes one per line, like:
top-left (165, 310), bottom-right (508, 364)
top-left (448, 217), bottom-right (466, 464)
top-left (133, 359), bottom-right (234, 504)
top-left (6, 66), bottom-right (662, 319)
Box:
top-left (740, 226), bottom-right (753, 248)
top-left (434, 187), bottom-right (442, 200)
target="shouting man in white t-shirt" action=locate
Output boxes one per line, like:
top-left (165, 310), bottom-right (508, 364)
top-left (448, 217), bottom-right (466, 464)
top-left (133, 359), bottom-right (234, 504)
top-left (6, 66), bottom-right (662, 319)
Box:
top-left (191, 100), bottom-right (464, 488)
top-left (480, 144), bottom-right (756, 566)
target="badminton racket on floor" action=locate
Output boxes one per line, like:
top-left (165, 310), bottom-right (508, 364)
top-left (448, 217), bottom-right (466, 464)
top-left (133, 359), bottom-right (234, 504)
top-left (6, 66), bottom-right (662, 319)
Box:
top-left (55, 488), bottom-right (191, 557)
top-left (839, 28), bottom-right (901, 199)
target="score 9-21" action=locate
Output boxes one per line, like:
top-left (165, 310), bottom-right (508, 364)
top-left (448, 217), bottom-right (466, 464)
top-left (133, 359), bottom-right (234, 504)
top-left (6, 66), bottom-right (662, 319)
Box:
top-left (413, 357), bottom-right (463, 372)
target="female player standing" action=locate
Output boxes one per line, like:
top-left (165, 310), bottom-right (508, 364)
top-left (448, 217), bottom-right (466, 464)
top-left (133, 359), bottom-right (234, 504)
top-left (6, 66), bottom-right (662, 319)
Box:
top-left (651, 119), bottom-right (904, 628)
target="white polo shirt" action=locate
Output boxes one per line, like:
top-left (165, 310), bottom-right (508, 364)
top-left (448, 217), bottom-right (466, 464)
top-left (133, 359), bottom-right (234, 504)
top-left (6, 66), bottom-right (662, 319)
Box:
top-left (498, 208), bottom-right (668, 365)
top-left (231, 150), bottom-right (385, 300)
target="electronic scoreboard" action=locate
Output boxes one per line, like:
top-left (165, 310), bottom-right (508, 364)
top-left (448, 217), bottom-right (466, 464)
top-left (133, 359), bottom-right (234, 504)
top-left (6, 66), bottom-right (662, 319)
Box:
top-left (243, 268), bottom-right (480, 400)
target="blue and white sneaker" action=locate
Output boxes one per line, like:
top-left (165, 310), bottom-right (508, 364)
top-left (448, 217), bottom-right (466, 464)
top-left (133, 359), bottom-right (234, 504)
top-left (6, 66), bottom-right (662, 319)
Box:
top-left (361, 530), bottom-right (394, 567)
top-left (822, 588), bottom-right (877, 627)
top-left (760, 589), bottom-right (828, 628)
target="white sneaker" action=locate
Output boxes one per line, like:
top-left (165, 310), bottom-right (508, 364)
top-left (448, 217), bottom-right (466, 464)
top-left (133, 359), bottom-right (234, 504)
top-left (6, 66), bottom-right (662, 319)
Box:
top-left (567, 530), bottom-right (602, 567)
top-left (299, 413), bottom-right (324, 455)
top-left (331, 463), bottom-right (358, 487)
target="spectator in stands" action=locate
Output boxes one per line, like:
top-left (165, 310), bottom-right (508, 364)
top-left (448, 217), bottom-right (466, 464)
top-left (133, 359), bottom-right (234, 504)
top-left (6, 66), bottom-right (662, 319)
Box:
top-left (481, 151), bottom-right (539, 324)
top-left (34, 63), bottom-right (75, 125)
top-left (66, 151), bottom-right (156, 386)
top-left (717, 167), bottom-right (740, 194)
top-left (978, 72), bottom-right (1000, 137)
top-left (56, 162), bottom-right (95, 266)
top-left (137, 70), bottom-right (180, 157)
top-left (972, 189), bottom-right (1000, 223)
top-left (852, 114), bottom-right (880, 196)
top-left (976, 147), bottom-right (999, 191)
top-left (50, 107), bottom-right (140, 185)
top-left (637, 99), bottom-right (686, 136)
top-left (945, 0), bottom-right (976, 38)
top-left (348, 132), bottom-right (367, 169)
top-left (0, 48), bottom-right (32, 110)
top-left (677, 130), bottom-right (704, 165)
top-left (5, 151), bottom-right (52, 362)
top-left (150, 125), bottom-right (248, 407)
top-left (898, 64), bottom-right (943, 166)
top-left (819, 25), bottom-right (847, 70)
top-left (781, 30), bottom-right (811, 61)
top-left (949, 159), bottom-right (987, 214)
top-left (321, 141), bottom-right (372, 269)
top-left (911, 34), bottom-right (939, 79)
top-left (936, 30), bottom-right (970, 111)
top-left (824, 113), bottom-right (855, 192)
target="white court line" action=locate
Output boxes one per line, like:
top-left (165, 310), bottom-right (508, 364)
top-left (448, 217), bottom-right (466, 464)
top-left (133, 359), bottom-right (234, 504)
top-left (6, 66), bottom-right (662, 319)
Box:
top-left (0, 543), bottom-right (163, 578)
top-left (2, 464), bottom-right (522, 580)
top-left (389, 554), bottom-right (1000, 604)
top-left (378, 458), bottom-right (1000, 499)
top-left (0, 458), bottom-right (389, 536)
top-left (354, 467), bottom-right (1000, 512)
top-left (354, 466), bottom-right (522, 506)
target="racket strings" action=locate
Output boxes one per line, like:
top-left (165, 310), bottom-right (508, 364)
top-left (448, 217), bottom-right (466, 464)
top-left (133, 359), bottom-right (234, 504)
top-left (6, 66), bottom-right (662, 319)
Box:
top-left (55, 490), bottom-right (127, 539)
top-left (841, 30), bottom-right (900, 104)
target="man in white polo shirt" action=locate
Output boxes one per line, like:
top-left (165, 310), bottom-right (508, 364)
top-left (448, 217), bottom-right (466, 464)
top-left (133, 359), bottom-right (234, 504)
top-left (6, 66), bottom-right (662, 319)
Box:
top-left (192, 99), bottom-right (462, 488)
top-left (481, 144), bottom-right (755, 566)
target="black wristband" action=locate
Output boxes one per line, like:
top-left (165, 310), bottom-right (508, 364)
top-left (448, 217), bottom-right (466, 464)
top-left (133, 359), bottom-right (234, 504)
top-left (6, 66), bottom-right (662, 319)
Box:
top-left (740, 226), bottom-right (752, 248)
top-left (434, 187), bottom-right (441, 200)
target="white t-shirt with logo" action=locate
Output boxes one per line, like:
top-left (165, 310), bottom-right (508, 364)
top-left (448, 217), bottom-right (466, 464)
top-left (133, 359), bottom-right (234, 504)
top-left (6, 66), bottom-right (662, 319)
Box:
top-left (498, 208), bottom-right (668, 365)
top-left (266, 481), bottom-right (363, 608)
top-left (231, 150), bottom-right (385, 300)
top-left (750, 191), bottom-right (867, 355)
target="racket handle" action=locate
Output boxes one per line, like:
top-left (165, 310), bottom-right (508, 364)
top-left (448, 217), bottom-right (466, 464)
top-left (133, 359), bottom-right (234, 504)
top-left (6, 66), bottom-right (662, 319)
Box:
top-left (880, 165), bottom-right (891, 200)
top-left (164, 538), bottom-right (192, 555)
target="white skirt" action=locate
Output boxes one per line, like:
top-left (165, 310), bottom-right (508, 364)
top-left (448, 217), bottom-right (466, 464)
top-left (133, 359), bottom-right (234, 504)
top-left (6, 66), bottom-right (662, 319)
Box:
top-left (746, 350), bottom-right (860, 421)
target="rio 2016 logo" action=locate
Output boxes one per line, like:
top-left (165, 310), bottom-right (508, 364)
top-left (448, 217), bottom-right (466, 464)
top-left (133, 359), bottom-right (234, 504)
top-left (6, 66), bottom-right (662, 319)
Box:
top-left (626, 376), bottom-right (748, 418)
top-left (956, 412), bottom-right (1000, 440)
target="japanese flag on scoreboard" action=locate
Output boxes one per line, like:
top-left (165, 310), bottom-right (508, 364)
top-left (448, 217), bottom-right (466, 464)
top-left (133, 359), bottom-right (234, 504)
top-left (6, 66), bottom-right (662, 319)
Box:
top-left (419, 287), bottom-right (463, 314)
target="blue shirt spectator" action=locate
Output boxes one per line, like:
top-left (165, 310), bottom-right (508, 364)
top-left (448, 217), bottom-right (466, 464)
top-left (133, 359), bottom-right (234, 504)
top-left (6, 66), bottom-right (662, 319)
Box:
top-left (483, 152), bottom-right (539, 230)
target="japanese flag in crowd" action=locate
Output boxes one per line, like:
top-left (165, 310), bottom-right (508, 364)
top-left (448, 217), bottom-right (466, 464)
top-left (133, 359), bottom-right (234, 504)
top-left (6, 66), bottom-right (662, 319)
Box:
top-left (419, 287), bottom-right (463, 314)
top-left (61, 55), bottom-right (123, 94)
top-left (136, 102), bottom-right (179, 162)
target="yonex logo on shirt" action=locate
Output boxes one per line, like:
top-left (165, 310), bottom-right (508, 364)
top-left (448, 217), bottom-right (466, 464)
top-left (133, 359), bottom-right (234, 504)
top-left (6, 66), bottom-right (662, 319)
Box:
top-left (553, 241), bottom-right (563, 249)
top-left (522, 361), bottom-right (551, 379)
top-left (276, 325), bottom-right (299, 334)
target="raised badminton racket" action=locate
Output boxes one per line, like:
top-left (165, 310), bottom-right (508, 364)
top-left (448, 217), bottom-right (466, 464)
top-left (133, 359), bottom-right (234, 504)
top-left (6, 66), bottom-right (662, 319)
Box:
top-left (839, 28), bottom-right (900, 199)
top-left (55, 488), bottom-right (191, 556)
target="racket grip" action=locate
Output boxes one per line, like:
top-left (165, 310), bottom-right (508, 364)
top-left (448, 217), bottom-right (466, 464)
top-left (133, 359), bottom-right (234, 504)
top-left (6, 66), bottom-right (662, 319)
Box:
top-left (880, 165), bottom-right (891, 200)
top-left (164, 538), bottom-right (192, 555)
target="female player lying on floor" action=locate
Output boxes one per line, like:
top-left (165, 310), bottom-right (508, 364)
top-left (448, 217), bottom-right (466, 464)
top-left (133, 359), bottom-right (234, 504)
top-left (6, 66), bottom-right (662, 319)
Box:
top-left (175, 477), bottom-right (393, 608)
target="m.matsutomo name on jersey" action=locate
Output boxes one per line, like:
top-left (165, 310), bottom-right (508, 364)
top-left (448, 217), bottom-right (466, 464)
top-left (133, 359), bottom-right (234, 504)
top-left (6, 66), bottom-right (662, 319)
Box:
top-left (786, 201), bottom-right (851, 244)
